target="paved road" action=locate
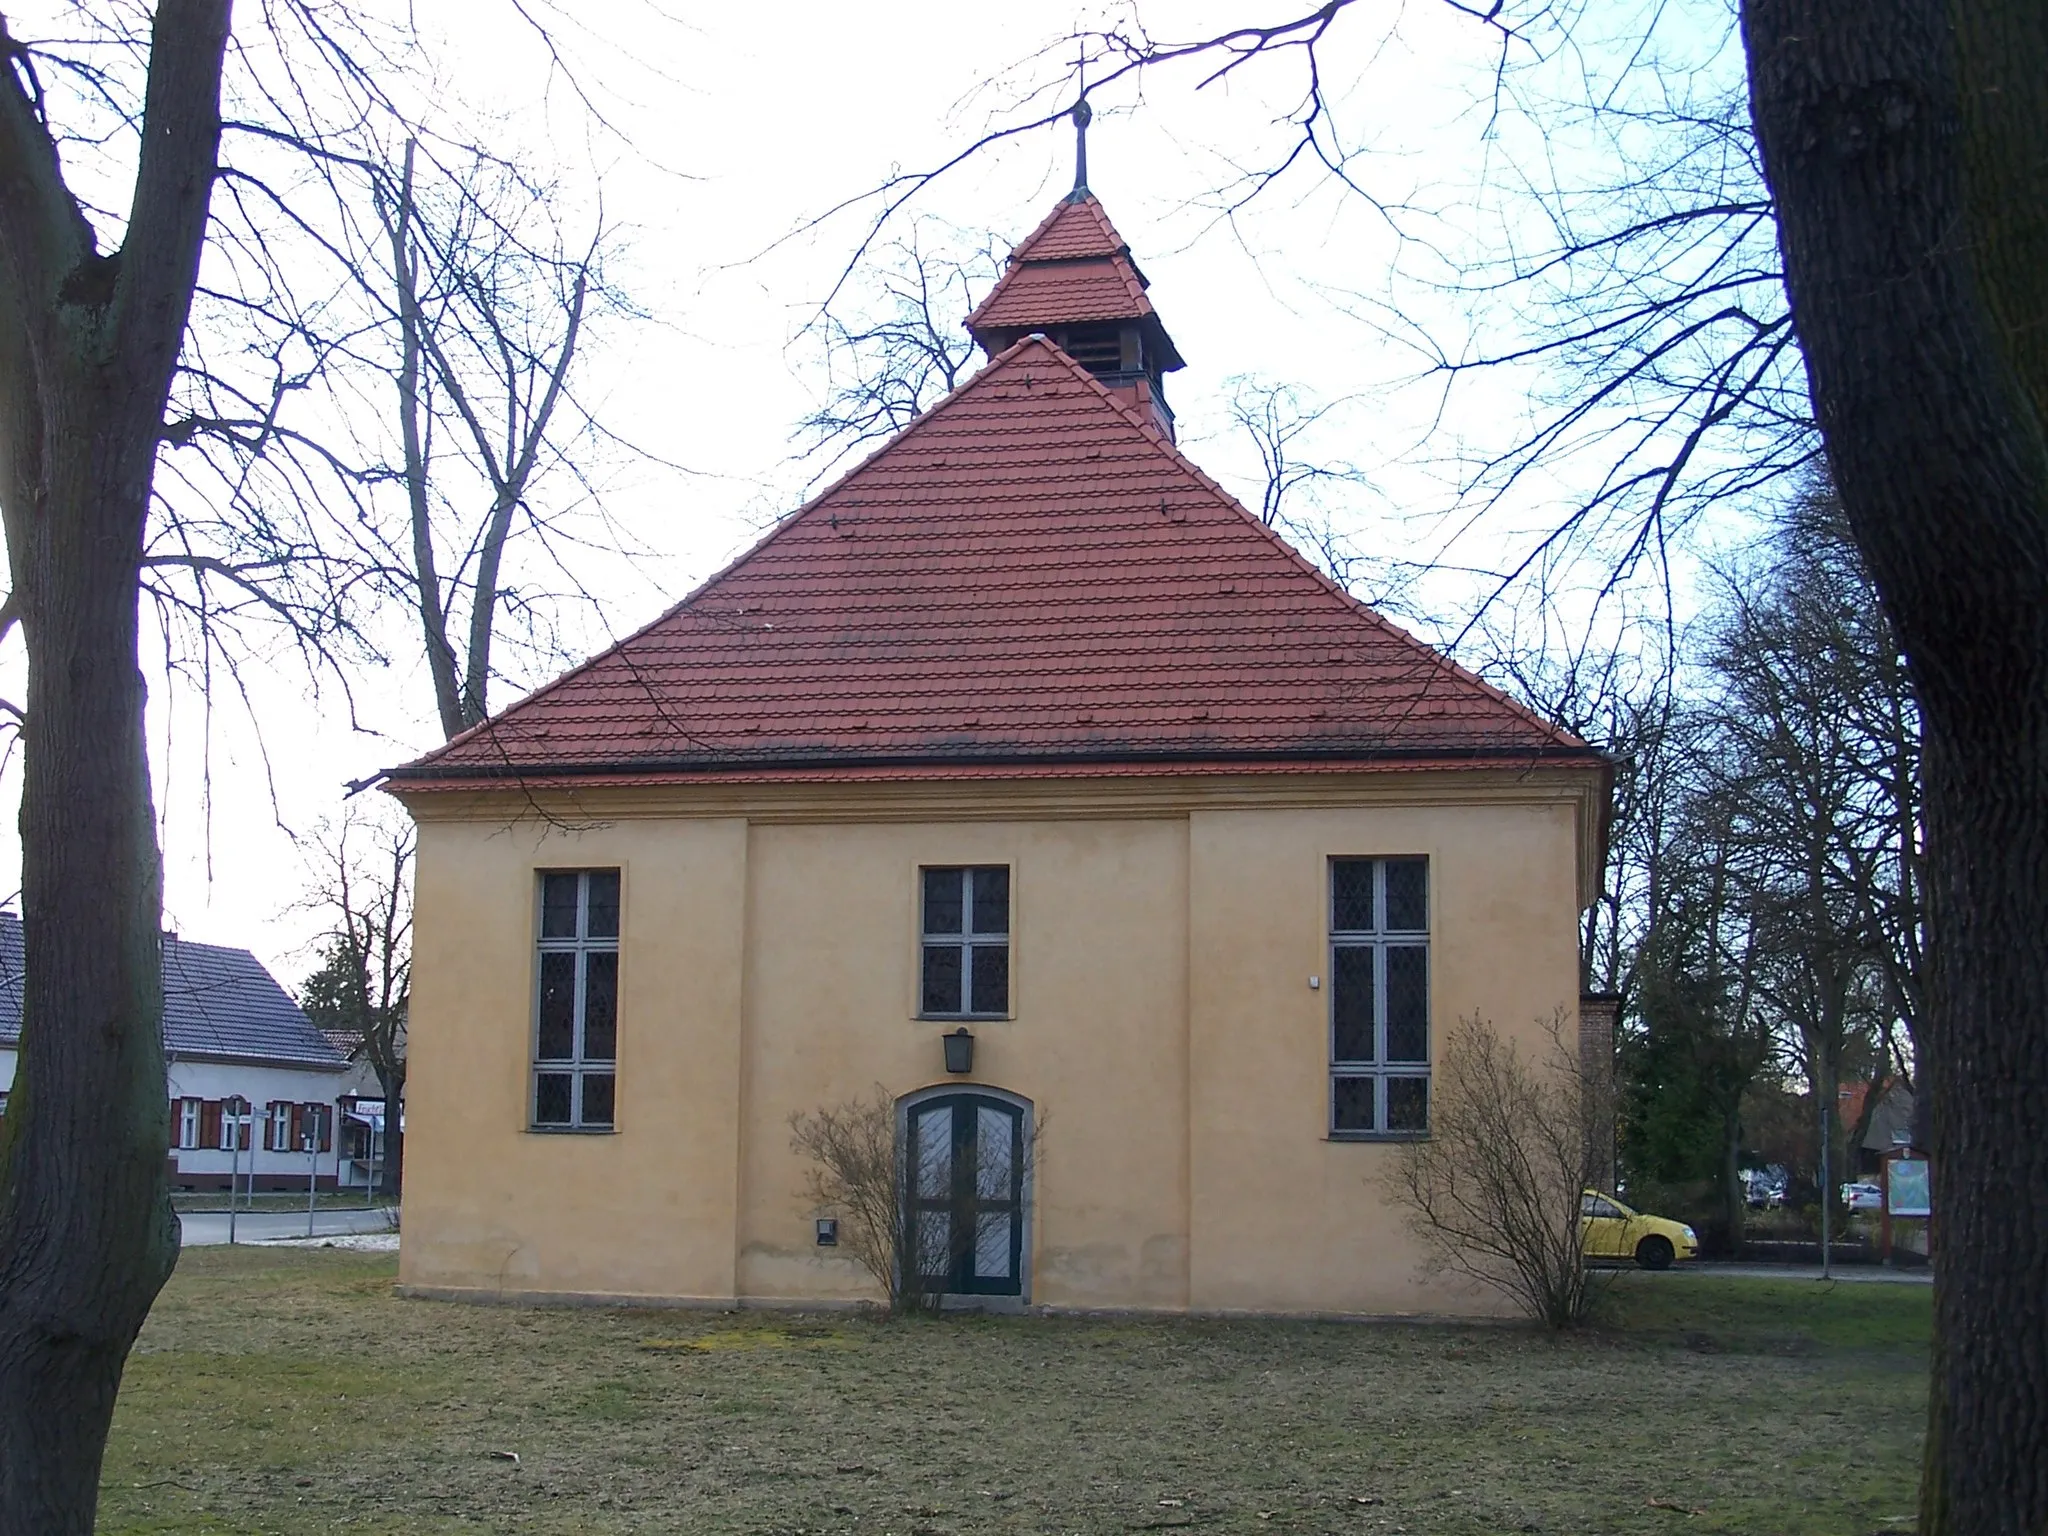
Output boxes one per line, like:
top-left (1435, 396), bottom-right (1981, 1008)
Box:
top-left (1681, 1261), bottom-right (1931, 1285)
top-left (179, 1207), bottom-right (396, 1247)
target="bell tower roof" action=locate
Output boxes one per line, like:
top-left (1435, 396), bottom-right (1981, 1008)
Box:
top-left (963, 193), bottom-right (1182, 369)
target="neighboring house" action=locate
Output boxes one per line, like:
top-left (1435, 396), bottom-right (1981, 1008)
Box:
top-left (383, 185), bottom-right (1611, 1317)
top-left (1840, 1077), bottom-right (1916, 1176)
top-left (0, 913), bottom-right (350, 1191)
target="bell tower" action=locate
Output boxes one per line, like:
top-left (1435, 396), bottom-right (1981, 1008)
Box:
top-left (963, 102), bottom-right (1185, 439)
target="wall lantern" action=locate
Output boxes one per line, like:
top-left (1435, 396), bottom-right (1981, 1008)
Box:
top-left (943, 1027), bottom-right (975, 1075)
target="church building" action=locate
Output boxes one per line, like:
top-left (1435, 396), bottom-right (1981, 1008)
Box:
top-left (383, 152), bottom-right (1609, 1316)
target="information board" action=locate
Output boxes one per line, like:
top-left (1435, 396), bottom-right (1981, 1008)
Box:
top-left (1888, 1158), bottom-right (1931, 1218)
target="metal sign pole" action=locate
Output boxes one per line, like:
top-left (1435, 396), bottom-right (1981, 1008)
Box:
top-left (306, 1108), bottom-right (318, 1238)
top-left (226, 1097), bottom-right (241, 1247)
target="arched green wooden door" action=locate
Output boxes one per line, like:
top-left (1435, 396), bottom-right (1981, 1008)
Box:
top-left (905, 1093), bottom-right (1025, 1298)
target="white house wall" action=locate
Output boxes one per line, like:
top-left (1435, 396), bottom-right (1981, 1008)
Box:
top-left (165, 1058), bottom-right (349, 1188)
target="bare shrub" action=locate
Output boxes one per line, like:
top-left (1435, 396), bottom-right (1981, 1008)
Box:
top-left (1386, 1011), bottom-right (1613, 1329)
top-left (790, 1090), bottom-right (926, 1315)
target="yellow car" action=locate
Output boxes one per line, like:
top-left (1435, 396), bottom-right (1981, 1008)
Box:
top-left (1581, 1190), bottom-right (1699, 1270)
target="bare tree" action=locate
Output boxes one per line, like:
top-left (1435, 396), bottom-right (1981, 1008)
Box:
top-left (798, 223), bottom-right (1000, 478)
top-left (0, 7), bottom-right (655, 1524)
top-left (374, 137), bottom-right (624, 737)
top-left (0, 10), bottom-right (230, 1525)
top-left (1691, 484), bottom-right (1919, 1218)
top-left (297, 806), bottom-right (412, 1194)
top-left (1387, 1012), bottom-right (1613, 1329)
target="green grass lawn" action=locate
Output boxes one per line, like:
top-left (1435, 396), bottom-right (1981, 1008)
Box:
top-left (102, 1248), bottom-right (1928, 1535)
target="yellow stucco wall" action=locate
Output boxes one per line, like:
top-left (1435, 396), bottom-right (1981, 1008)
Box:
top-left (394, 771), bottom-right (1597, 1317)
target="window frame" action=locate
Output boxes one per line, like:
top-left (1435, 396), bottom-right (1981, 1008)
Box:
top-left (1327, 856), bottom-right (1432, 1141)
top-left (177, 1097), bottom-right (200, 1149)
top-left (218, 1099), bottom-right (252, 1152)
top-left (917, 864), bottom-right (1013, 1020)
top-left (529, 868), bottom-right (622, 1134)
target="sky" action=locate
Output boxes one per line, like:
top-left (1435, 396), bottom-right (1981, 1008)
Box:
top-left (1, 0), bottom-right (1763, 986)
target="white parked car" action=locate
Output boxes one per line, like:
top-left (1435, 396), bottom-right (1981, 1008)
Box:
top-left (1840, 1181), bottom-right (1884, 1213)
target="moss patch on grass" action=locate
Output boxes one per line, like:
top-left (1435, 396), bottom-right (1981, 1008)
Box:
top-left (101, 1246), bottom-right (1927, 1535)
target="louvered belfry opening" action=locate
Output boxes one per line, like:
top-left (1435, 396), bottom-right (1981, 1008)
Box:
top-left (1059, 322), bottom-right (1125, 376)
top-left (964, 192), bottom-right (1185, 439)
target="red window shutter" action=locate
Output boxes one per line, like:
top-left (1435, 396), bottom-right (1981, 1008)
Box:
top-left (200, 1100), bottom-right (221, 1148)
top-left (168, 1098), bottom-right (180, 1149)
top-left (319, 1105), bottom-right (333, 1154)
top-left (259, 1102), bottom-right (272, 1152)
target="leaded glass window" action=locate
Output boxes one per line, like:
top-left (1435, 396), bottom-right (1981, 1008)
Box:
top-left (920, 866), bottom-right (1010, 1017)
top-left (1329, 857), bottom-right (1430, 1137)
top-left (532, 869), bottom-right (620, 1130)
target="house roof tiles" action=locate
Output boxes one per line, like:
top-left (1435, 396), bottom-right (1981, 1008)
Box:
top-left (0, 913), bottom-right (345, 1069)
top-left (390, 332), bottom-right (1595, 790)
top-left (963, 192), bottom-right (1156, 333)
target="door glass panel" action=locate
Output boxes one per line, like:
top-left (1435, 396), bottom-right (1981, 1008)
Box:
top-left (1385, 947), bottom-right (1428, 1062)
top-left (971, 867), bottom-right (1010, 934)
top-left (974, 1210), bottom-right (1013, 1279)
top-left (922, 945), bottom-right (963, 1014)
top-left (969, 945), bottom-right (1009, 1015)
top-left (976, 1106), bottom-right (1014, 1199)
top-left (1332, 1076), bottom-right (1375, 1132)
top-left (916, 1210), bottom-right (952, 1278)
top-left (536, 953), bottom-right (577, 1059)
top-left (915, 1108), bottom-right (953, 1198)
top-left (1332, 947), bottom-right (1375, 1063)
top-left (1331, 860), bottom-right (1375, 932)
top-left (582, 952), bottom-right (618, 1060)
top-left (1384, 859), bottom-right (1427, 931)
top-left (1386, 1076), bottom-right (1428, 1132)
top-left (923, 868), bottom-right (964, 936)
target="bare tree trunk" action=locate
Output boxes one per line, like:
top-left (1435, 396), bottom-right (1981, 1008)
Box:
top-left (1719, 1106), bottom-right (1746, 1255)
top-left (383, 143), bottom-right (466, 742)
top-left (0, 9), bottom-right (230, 1529)
top-left (373, 1063), bottom-right (405, 1198)
top-left (1743, 6), bottom-right (2048, 1530)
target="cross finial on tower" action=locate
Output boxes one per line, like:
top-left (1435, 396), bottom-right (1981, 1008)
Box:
top-left (1069, 49), bottom-right (1091, 200)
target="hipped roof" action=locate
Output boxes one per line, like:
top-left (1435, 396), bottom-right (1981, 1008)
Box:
top-left (388, 336), bottom-right (1596, 791)
top-left (963, 195), bottom-right (1175, 360)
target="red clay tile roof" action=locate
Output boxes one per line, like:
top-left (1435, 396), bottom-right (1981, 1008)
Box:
top-left (964, 192), bottom-right (1156, 333)
top-left (388, 337), bottom-right (1596, 789)
top-left (966, 256), bottom-right (1154, 331)
top-left (1008, 193), bottom-right (1130, 262)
